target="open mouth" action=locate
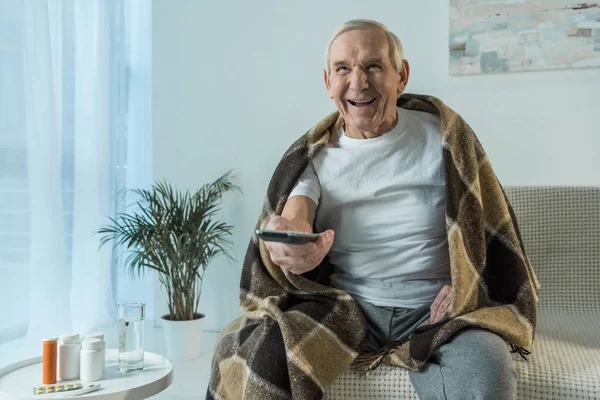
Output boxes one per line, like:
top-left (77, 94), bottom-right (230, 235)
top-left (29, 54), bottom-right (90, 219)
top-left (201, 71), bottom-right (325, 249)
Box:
top-left (348, 98), bottom-right (376, 107)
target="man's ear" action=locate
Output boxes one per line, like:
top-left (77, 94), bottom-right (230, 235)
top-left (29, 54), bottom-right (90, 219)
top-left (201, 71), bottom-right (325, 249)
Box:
top-left (324, 69), bottom-right (333, 99)
top-left (397, 59), bottom-right (410, 96)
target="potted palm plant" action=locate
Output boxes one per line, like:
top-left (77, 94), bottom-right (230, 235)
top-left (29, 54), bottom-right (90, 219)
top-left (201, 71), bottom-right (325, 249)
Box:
top-left (97, 171), bottom-right (239, 360)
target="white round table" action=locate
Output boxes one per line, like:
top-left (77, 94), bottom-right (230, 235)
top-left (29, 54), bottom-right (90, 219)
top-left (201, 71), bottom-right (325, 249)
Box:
top-left (0, 350), bottom-right (173, 399)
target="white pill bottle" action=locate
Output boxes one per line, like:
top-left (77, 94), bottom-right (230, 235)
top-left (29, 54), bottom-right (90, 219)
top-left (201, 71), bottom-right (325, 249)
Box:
top-left (57, 333), bottom-right (81, 380)
top-left (80, 338), bottom-right (104, 381)
top-left (85, 332), bottom-right (106, 368)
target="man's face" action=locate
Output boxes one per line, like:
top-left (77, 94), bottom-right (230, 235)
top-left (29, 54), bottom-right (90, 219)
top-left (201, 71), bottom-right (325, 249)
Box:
top-left (325, 28), bottom-right (409, 138)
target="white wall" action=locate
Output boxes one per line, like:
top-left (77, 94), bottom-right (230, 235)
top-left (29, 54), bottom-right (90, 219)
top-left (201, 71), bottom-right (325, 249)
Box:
top-left (153, 0), bottom-right (600, 331)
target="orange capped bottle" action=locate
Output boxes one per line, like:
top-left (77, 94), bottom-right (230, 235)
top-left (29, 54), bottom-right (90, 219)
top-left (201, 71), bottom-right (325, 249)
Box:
top-left (42, 337), bottom-right (58, 384)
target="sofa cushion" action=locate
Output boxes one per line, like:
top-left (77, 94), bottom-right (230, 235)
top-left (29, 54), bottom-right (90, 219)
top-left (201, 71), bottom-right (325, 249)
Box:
top-left (325, 311), bottom-right (600, 399)
top-left (516, 311), bottom-right (600, 399)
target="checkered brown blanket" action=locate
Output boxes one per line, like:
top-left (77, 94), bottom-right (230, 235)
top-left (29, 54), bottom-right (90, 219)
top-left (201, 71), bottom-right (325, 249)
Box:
top-left (207, 94), bottom-right (540, 400)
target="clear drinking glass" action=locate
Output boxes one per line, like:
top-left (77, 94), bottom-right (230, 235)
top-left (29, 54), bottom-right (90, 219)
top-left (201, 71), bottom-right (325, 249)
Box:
top-left (118, 303), bottom-right (145, 372)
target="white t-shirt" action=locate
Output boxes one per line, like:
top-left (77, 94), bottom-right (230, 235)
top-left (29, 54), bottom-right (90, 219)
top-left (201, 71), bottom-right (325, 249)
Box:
top-left (289, 107), bottom-right (451, 309)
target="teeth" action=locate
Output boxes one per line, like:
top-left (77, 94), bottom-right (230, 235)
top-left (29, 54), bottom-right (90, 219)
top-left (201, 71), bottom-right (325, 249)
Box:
top-left (351, 99), bottom-right (374, 104)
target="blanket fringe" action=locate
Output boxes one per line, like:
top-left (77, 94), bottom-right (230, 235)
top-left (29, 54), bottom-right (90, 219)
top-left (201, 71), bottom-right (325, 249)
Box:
top-left (510, 344), bottom-right (531, 361)
top-left (351, 342), bottom-right (532, 374)
top-left (351, 352), bottom-right (385, 372)
top-left (350, 341), bottom-right (401, 373)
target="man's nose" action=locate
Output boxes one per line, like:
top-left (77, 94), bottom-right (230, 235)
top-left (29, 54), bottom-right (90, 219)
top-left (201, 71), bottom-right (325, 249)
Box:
top-left (349, 67), bottom-right (368, 92)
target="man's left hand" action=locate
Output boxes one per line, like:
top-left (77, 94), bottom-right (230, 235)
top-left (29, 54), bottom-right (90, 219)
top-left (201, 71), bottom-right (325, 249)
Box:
top-left (430, 285), bottom-right (452, 324)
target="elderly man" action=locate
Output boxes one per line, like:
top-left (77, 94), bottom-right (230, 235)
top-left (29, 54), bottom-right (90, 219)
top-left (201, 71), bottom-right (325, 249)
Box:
top-left (208, 19), bottom-right (538, 400)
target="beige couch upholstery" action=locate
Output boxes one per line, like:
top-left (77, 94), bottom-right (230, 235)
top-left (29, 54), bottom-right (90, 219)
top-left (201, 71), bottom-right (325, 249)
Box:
top-left (326, 186), bottom-right (600, 399)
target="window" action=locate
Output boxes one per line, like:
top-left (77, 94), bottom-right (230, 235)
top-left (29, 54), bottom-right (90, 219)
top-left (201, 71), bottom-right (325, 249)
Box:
top-left (0, 0), bottom-right (152, 356)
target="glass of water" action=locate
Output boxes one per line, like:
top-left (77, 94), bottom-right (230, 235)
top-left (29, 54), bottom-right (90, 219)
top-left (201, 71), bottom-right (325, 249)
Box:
top-left (118, 303), bottom-right (145, 372)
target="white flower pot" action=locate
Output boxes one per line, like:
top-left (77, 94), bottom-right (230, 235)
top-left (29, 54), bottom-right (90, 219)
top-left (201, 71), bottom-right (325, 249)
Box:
top-left (161, 313), bottom-right (205, 360)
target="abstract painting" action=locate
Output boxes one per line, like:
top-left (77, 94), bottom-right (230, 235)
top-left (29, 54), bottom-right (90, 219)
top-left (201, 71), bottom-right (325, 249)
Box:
top-left (449, 1), bottom-right (600, 75)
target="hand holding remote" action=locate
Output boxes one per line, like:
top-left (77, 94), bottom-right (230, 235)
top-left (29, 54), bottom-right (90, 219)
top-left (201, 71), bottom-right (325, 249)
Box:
top-left (262, 216), bottom-right (335, 275)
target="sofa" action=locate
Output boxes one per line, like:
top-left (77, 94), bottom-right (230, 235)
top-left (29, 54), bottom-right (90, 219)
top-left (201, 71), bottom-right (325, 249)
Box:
top-left (325, 186), bottom-right (600, 399)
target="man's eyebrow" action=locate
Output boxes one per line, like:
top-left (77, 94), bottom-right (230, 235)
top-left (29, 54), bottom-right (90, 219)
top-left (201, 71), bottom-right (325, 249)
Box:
top-left (331, 60), bottom-right (348, 68)
top-left (364, 58), bottom-right (385, 65)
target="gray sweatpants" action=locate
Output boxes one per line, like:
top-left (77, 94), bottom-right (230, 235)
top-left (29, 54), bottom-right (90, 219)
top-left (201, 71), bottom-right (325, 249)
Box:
top-left (356, 298), bottom-right (518, 400)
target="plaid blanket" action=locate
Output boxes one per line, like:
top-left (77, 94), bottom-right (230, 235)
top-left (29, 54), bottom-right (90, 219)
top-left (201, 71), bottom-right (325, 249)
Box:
top-left (207, 94), bottom-right (540, 400)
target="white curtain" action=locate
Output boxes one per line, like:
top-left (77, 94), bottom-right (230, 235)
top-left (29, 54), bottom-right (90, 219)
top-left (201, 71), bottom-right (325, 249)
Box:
top-left (22, 0), bottom-right (72, 341)
top-left (0, 0), bottom-right (152, 355)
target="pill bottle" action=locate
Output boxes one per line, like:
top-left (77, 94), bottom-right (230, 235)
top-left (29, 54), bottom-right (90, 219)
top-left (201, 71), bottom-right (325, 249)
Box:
top-left (80, 338), bottom-right (104, 381)
top-left (42, 337), bottom-right (58, 384)
top-left (58, 332), bottom-right (81, 380)
top-left (85, 332), bottom-right (105, 368)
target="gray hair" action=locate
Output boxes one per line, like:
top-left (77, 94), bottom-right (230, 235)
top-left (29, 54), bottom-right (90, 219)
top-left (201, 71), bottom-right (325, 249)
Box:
top-left (324, 19), bottom-right (405, 75)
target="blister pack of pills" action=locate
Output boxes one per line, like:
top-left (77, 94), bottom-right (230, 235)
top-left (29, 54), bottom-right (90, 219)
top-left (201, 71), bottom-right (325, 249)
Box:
top-left (33, 382), bottom-right (83, 394)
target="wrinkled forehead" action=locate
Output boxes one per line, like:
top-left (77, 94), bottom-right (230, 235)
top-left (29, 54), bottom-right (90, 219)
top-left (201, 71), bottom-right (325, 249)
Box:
top-left (328, 28), bottom-right (390, 65)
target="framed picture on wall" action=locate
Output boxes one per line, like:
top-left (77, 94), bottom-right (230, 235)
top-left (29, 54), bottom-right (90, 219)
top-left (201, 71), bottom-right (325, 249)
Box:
top-left (449, 1), bottom-right (600, 75)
